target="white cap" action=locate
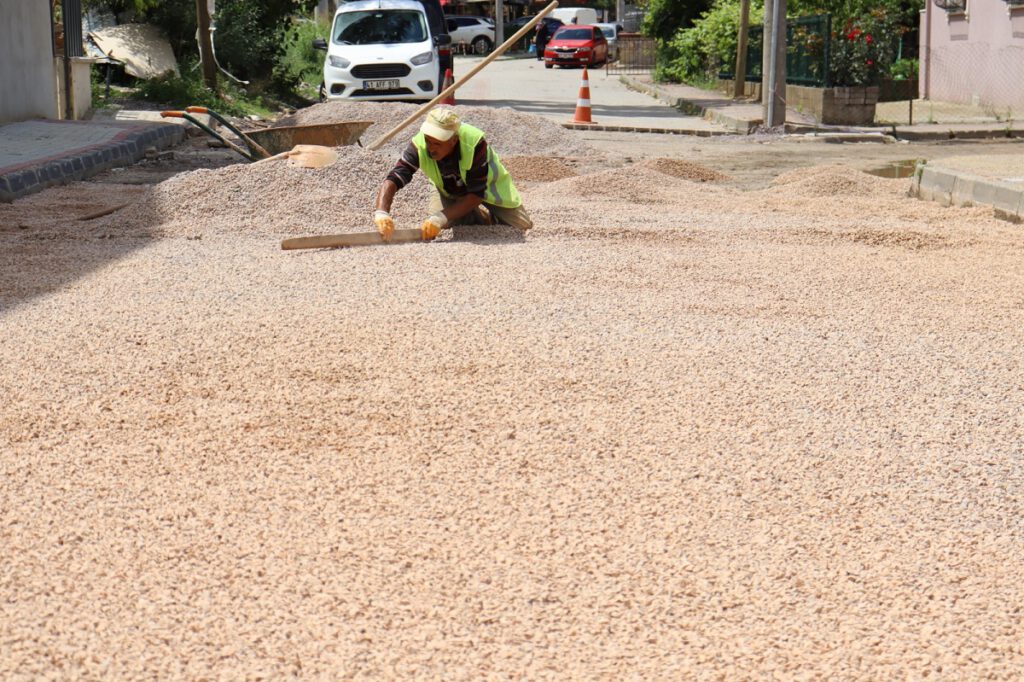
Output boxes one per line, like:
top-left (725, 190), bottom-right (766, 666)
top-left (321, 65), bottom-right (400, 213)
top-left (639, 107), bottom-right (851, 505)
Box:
top-left (420, 108), bottom-right (461, 141)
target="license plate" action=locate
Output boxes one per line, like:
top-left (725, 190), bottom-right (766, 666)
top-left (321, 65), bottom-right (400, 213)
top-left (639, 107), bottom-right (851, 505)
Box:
top-left (363, 79), bottom-right (400, 90)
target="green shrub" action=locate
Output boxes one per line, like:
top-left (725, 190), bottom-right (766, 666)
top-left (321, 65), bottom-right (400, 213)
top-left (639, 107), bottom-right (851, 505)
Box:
top-left (828, 9), bottom-right (903, 85)
top-left (657, 0), bottom-right (764, 86)
top-left (134, 58), bottom-right (270, 117)
top-left (274, 17), bottom-right (331, 99)
top-left (889, 57), bottom-right (918, 81)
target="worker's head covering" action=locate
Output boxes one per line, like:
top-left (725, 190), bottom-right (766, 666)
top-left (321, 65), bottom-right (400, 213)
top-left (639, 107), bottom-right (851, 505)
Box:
top-left (421, 108), bottom-right (461, 141)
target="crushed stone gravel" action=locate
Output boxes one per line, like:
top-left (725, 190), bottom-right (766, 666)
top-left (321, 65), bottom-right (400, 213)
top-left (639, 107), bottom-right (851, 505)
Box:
top-left (640, 157), bottom-right (730, 182)
top-left (2, 109), bottom-right (1024, 679)
top-left (278, 102), bottom-right (596, 158)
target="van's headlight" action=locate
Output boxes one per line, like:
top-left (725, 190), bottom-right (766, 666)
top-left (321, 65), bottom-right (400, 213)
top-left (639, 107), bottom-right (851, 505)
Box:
top-left (410, 51), bottom-right (433, 65)
top-left (328, 55), bottom-right (350, 69)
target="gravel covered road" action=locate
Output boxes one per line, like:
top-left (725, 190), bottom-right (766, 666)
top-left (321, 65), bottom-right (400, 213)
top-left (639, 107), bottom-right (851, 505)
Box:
top-left (2, 110), bottom-right (1024, 678)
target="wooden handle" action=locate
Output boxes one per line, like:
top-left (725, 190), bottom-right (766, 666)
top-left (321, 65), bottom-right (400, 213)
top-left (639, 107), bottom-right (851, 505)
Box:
top-left (366, 0), bottom-right (559, 151)
top-left (253, 150), bottom-right (294, 165)
top-left (160, 111), bottom-right (184, 118)
top-left (186, 106), bottom-right (209, 113)
top-left (281, 228), bottom-right (427, 250)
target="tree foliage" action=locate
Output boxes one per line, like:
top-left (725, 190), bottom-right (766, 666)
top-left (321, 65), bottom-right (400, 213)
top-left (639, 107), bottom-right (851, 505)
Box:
top-left (82, 0), bottom-right (318, 85)
top-left (641, 0), bottom-right (714, 43)
top-left (652, 0), bottom-right (762, 85)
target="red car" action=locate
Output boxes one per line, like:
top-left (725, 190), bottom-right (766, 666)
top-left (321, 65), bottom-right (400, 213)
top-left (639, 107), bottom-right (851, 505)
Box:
top-left (543, 24), bottom-right (609, 69)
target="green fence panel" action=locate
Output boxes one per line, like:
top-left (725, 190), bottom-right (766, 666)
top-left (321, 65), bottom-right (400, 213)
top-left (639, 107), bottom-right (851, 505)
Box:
top-left (719, 14), bottom-right (830, 87)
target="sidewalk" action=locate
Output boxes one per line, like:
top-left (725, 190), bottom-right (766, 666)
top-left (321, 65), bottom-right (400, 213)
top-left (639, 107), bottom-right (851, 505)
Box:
top-left (0, 118), bottom-right (184, 203)
top-left (621, 74), bottom-right (1024, 141)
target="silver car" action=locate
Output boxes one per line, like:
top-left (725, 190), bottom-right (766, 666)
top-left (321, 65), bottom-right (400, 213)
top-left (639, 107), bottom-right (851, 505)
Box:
top-left (444, 15), bottom-right (494, 54)
top-left (594, 22), bottom-right (623, 62)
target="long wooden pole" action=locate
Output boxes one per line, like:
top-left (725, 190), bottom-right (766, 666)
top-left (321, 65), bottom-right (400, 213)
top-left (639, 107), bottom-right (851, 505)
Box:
top-left (366, 0), bottom-right (559, 151)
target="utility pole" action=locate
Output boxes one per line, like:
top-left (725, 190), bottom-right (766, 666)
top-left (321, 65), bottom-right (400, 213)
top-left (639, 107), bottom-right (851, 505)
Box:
top-left (495, 0), bottom-right (505, 45)
top-left (762, 0), bottom-right (786, 127)
top-left (196, 0), bottom-right (217, 90)
top-left (616, 0), bottom-right (626, 24)
top-left (733, 0), bottom-right (750, 98)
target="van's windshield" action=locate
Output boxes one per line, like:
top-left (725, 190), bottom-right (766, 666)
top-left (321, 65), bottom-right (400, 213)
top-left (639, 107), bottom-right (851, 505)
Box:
top-left (333, 10), bottom-right (428, 45)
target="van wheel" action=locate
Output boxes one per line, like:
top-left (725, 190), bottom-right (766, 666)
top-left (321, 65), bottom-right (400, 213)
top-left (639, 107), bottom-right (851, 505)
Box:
top-left (544, 63), bottom-right (553, 69)
top-left (472, 36), bottom-right (492, 54)
top-left (318, 82), bottom-right (326, 103)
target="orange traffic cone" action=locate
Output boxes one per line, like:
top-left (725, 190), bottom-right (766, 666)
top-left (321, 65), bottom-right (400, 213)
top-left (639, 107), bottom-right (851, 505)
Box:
top-left (571, 67), bottom-right (597, 125)
top-left (440, 68), bottom-right (456, 105)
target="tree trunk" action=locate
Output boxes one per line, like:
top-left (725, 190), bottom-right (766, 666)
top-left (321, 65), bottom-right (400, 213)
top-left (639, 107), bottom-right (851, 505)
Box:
top-left (196, 0), bottom-right (217, 90)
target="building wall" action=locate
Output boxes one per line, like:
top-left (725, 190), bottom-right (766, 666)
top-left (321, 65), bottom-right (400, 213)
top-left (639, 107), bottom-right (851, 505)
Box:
top-left (0, 0), bottom-right (60, 123)
top-left (921, 0), bottom-right (1024, 110)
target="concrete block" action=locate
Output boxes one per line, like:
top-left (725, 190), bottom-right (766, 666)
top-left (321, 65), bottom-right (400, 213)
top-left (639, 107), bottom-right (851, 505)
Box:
top-left (951, 176), bottom-right (975, 206)
top-left (970, 181), bottom-right (998, 207)
top-left (992, 185), bottom-right (1024, 214)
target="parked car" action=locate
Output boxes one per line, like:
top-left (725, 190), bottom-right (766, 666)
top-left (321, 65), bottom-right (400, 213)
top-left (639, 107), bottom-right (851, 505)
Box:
top-left (543, 24), bottom-right (609, 68)
top-left (594, 22), bottom-right (623, 61)
top-left (444, 15), bottom-right (494, 54)
top-left (314, 0), bottom-right (453, 101)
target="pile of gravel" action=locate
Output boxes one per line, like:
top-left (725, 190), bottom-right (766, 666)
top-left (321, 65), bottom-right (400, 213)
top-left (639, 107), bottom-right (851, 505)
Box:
top-left (502, 156), bottom-right (578, 183)
top-left (277, 102), bottom-right (596, 158)
top-left (770, 164), bottom-right (892, 197)
top-left (103, 146), bottom-right (436, 238)
top-left (640, 157), bottom-right (730, 182)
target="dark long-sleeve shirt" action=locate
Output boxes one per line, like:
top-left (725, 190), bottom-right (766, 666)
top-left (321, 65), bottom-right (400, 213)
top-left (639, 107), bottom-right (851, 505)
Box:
top-left (386, 138), bottom-right (489, 198)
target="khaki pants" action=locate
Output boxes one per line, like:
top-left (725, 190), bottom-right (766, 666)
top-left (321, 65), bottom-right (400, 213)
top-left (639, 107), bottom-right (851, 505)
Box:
top-left (429, 190), bottom-right (533, 232)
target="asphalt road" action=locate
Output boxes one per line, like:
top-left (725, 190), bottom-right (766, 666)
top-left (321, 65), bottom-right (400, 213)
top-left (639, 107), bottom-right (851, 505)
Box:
top-left (452, 54), bottom-right (721, 133)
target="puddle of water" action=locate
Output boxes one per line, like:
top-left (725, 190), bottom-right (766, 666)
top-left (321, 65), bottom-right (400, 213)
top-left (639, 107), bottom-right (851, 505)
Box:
top-left (864, 159), bottom-right (923, 179)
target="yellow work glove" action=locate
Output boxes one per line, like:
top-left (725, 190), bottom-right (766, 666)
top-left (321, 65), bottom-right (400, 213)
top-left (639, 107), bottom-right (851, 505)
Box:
top-left (420, 212), bottom-right (448, 241)
top-left (373, 209), bottom-right (394, 241)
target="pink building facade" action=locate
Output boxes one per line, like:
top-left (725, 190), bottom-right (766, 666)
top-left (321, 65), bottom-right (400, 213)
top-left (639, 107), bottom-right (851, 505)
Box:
top-left (920, 0), bottom-right (1024, 110)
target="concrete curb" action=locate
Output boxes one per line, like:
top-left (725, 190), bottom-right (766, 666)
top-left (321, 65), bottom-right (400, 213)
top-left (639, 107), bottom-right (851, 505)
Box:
top-left (560, 122), bottom-right (730, 136)
top-left (621, 75), bottom-right (1024, 141)
top-left (910, 163), bottom-right (1024, 222)
top-left (619, 75), bottom-right (755, 134)
top-left (0, 121), bottom-right (184, 203)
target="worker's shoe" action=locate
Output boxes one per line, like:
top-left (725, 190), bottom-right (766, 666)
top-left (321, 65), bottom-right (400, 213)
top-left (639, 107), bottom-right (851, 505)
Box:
top-left (474, 205), bottom-right (494, 226)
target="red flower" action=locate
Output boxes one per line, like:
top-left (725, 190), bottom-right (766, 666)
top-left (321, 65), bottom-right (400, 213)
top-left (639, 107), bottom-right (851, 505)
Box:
top-left (865, 34), bottom-right (873, 44)
top-left (866, 59), bottom-right (874, 66)
top-left (847, 27), bottom-right (862, 40)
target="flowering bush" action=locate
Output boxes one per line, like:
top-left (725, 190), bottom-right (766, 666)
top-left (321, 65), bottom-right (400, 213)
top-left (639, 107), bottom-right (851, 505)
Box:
top-left (828, 8), bottom-right (903, 86)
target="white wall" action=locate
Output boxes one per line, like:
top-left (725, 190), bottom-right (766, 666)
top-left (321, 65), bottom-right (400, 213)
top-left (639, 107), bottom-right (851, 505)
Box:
top-left (921, 0), bottom-right (1024, 110)
top-left (0, 0), bottom-right (60, 123)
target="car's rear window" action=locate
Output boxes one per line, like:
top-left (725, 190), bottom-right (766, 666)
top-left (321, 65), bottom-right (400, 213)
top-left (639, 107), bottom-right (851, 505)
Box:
top-left (599, 27), bottom-right (615, 38)
top-left (555, 28), bottom-right (594, 40)
top-left (334, 10), bottom-right (427, 44)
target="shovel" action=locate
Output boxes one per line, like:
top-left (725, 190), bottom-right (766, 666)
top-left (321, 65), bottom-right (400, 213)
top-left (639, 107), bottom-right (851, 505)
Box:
top-left (161, 112), bottom-right (339, 168)
top-left (252, 144), bottom-right (339, 169)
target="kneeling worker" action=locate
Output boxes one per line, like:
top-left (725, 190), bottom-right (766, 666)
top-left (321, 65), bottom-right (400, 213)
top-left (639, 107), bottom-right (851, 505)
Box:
top-left (374, 108), bottom-right (532, 241)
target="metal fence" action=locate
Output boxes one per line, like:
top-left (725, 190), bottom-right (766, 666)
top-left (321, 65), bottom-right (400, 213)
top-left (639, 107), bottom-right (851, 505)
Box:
top-left (720, 14), bottom-right (831, 87)
top-left (607, 33), bottom-right (656, 75)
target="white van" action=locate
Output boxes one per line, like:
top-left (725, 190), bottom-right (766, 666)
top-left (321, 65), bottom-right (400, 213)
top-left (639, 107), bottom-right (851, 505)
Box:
top-left (549, 7), bottom-right (599, 26)
top-left (319, 0), bottom-right (452, 101)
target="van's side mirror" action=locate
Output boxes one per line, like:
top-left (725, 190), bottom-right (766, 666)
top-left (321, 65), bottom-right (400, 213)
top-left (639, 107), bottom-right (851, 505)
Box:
top-left (434, 34), bottom-right (452, 46)
top-left (312, 37), bottom-right (328, 51)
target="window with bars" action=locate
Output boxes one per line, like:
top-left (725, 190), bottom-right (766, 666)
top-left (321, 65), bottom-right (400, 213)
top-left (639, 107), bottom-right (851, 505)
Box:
top-left (933, 0), bottom-right (967, 11)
